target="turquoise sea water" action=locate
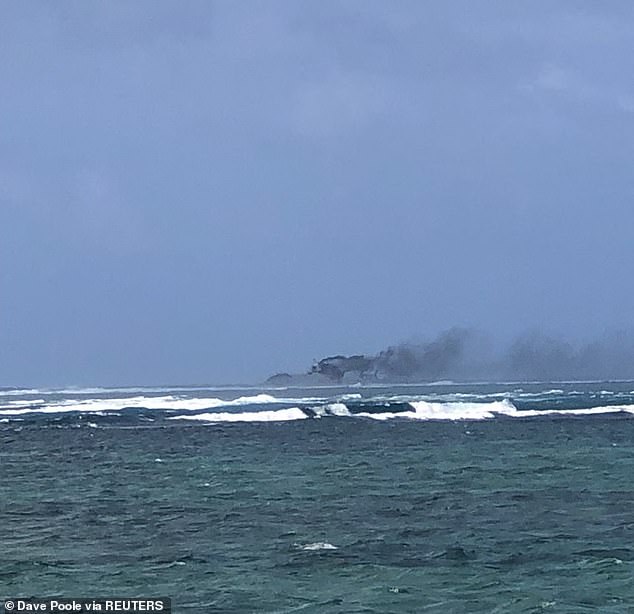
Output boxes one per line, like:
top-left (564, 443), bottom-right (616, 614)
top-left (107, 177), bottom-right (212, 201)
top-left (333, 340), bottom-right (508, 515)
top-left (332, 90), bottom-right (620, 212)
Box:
top-left (2, 382), bottom-right (634, 612)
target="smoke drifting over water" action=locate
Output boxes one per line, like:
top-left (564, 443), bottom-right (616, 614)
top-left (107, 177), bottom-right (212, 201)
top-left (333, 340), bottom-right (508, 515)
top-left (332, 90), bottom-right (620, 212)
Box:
top-left (504, 331), bottom-right (634, 381)
top-left (277, 328), bottom-right (634, 384)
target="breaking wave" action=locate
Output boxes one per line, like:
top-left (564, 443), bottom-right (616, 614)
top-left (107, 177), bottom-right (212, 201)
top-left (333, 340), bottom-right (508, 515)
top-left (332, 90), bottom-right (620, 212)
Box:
top-left (171, 407), bottom-right (308, 423)
top-left (0, 393), bottom-right (321, 416)
top-left (164, 400), bottom-right (634, 423)
top-left (2, 383), bottom-right (634, 425)
top-left (353, 400), bottom-right (634, 421)
top-left (356, 400), bottom-right (513, 421)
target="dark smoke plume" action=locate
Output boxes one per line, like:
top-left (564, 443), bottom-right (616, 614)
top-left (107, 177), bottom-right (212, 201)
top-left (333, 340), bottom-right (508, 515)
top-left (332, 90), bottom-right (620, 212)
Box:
top-left (279, 328), bottom-right (634, 383)
top-left (373, 328), bottom-right (474, 380)
top-left (303, 327), bottom-right (487, 383)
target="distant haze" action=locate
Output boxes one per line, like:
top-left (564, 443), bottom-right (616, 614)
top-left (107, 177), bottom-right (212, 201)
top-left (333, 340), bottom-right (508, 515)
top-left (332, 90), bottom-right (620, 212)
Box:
top-left (1, 2), bottom-right (634, 386)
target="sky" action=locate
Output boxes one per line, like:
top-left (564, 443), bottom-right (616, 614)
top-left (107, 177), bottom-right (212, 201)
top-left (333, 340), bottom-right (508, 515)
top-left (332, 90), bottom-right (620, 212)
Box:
top-left (1, 1), bottom-right (634, 386)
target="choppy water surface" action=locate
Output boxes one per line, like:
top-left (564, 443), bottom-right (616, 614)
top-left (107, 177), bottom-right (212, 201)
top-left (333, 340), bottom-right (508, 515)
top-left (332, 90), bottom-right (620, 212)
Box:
top-left (2, 382), bottom-right (634, 612)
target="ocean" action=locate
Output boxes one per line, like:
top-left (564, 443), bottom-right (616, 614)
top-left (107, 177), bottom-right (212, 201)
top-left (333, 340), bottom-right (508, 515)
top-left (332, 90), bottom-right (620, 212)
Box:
top-left (2, 381), bottom-right (634, 613)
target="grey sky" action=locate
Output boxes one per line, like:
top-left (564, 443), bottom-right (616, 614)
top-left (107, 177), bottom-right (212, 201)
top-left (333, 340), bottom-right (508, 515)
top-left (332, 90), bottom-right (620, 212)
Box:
top-left (1, 1), bottom-right (633, 386)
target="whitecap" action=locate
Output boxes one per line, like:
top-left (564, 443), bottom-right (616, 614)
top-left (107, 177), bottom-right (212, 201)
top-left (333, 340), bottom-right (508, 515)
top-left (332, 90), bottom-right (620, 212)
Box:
top-left (0, 388), bottom-right (42, 397)
top-left (356, 400), bottom-right (514, 421)
top-left (170, 407), bottom-right (308, 423)
top-left (502, 404), bottom-right (634, 418)
top-left (298, 542), bottom-right (338, 551)
top-left (0, 393), bottom-right (322, 416)
top-left (0, 399), bottom-right (48, 411)
top-left (325, 403), bottom-right (352, 417)
top-left (353, 400), bottom-right (634, 421)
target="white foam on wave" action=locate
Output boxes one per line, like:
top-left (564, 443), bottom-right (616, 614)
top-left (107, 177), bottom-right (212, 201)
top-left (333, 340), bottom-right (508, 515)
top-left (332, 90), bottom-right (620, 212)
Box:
top-left (0, 399), bottom-right (47, 409)
top-left (354, 400), bottom-right (634, 421)
top-left (325, 402), bottom-right (352, 417)
top-left (298, 542), bottom-right (338, 551)
top-left (0, 395), bottom-right (218, 415)
top-left (3, 388), bottom-right (633, 423)
top-left (500, 404), bottom-right (634, 418)
top-left (0, 388), bottom-right (42, 397)
top-left (355, 400), bottom-right (513, 421)
top-left (170, 407), bottom-right (308, 423)
top-left (0, 393), bottom-right (322, 416)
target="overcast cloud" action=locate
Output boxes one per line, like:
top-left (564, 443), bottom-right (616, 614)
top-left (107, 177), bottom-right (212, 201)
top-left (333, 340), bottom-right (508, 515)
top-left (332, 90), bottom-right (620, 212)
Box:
top-left (1, 1), bottom-right (634, 385)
